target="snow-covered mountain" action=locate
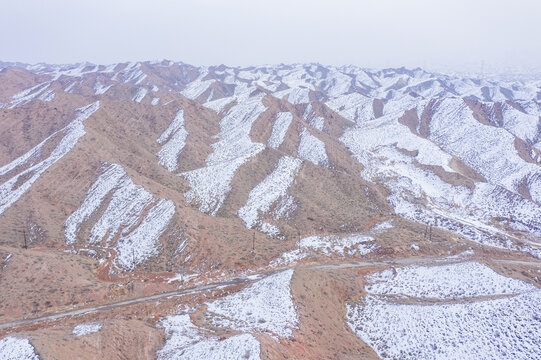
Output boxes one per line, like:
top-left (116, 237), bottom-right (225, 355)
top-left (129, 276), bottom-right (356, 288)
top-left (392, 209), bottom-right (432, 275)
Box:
top-left (1, 60), bottom-right (539, 259)
top-left (0, 60), bottom-right (540, 359)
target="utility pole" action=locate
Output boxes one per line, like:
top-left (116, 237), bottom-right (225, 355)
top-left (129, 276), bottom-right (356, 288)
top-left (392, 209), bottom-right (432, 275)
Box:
top-left (423, 223), bottom-right (428, 239)
top-left (132, 248), bottom-right (135, 271)
top-left (252, 231), bottom-right (255, 252)
top-left (23, 230), bottom-right (27, 250)
top-left (429, 223), bottom-right (433, 242)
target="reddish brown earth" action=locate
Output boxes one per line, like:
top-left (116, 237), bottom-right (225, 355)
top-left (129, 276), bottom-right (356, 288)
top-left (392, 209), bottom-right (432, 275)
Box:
top-left (0, 61), bottom-right (540, 359)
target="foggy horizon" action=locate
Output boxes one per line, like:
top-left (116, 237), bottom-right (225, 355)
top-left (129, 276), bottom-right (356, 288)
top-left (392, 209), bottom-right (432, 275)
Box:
top-left (1, 0), bottom-right (540, 75)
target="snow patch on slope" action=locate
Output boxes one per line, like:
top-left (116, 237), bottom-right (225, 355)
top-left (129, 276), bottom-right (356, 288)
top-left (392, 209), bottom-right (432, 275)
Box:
top-left (182, 95), bottom-right (267, 215)
top-left (94, 82), bottom-right (112, 95)
top-left (0, 102), bottom-right (100, 215)
top-left (10, 82), bottom-right (51, 108)
top-left (0, 336), bottom-right (39, 360)
top-left (347, 261), bottom-right (541, 360)
top-left (157, 109), bottom-right (188, 172)
top-left (430, 98), bottom-right (541, 202)
top-left (366, 262), bottom-right (536, 299)
top-left (238, 156), bottom-right (302, 234)
top-left (182, 69), bottom-right (215, 100)
top-left (326, 93), bottom-right (374, 123)
top-left (158, 314), bottom-right (260, 360)
top-left (207, 269), bottom-right (298, 338)
top-left (132, 87), bottom-right (148, 103)
top-left (115, 199), bottom-right (175, 270)
top-left (38, 89), bottom-right (55, 102)
top-left (271, 234), bottom-right (377, 266)
top-left (298, 127), bottom-right (328, 166)
top-left (73, 323), bottom-right (102, 337)
top-left (267, 112), bottom-right (293, 149)
top-left (64, 163), bottom-right (175, 270)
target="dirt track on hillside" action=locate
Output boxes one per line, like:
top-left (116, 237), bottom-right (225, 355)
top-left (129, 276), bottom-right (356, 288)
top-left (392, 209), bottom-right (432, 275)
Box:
top-left (1, 255), bottom-right (540, 331)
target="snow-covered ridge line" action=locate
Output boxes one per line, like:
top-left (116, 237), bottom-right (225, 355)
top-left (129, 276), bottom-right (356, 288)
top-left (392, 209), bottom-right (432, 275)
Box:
top-left (182, 94), bottom-right (267, 215)
top-left (181, 69), bottom-right (216, 100)
top-left (157, 109), bottom-right (188, 172)
top-left (94, 82), bottom-right (112, 95)
top-left (429, 98), bottom-right (541, 203)
top-left (303, 103), bottom-right (325, 131)
top-left (238, 156), bottom-right (302, 236)
top-left (12, 61), bottom-right (541, 104)
top-left (0, 102), bottom-right (100, 216)
top-left (298, 127), bottom-right (328, 166)
top-left (64, 162), bottom-right (175, 270)
top-left (268, 112), bottom-right (293, 149)
top-left (9, 81), bottom-right (51, 108)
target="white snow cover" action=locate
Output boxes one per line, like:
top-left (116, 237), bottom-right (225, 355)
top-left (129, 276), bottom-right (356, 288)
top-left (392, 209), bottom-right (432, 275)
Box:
top-left (204, 96), bottom-right (236, 113)
top-left (181, 69), bottom-right (215, 100)
top-left (115, 199), bottom-right (175, 269)
top-left (10, 82), bottom-right (51, 108)
top-left (94, 82), bottom-right (112, 95)
top-left (309, 116), bottom-right (325, 131)
top-left (207, 269), bottom-right (298, 338)
top-left (287, 87), bottom-right (310, 104)
top-left (182, 94), bottom-right (267, 215)
top-left (73, 323), bottom-right (102, 337)
top-left (0, 336), bottom-right (39, 360)
top-left (64, 162), bottom-right (128, 244)
top-left (157, 109), bottom-right (188, 172)
top-left (38, 89), bottom-right (55, 102)
top-left (429, 98), bottom-right (541, 202)
top-left (339, 103), bottom-right (541, 254)
top-left (64, 163), bottom-right (175, 270)
top-left (271, 234), bottom-right (377, 266)
top-left (132, 87), bottom-right (148, 102)
top-left (299, 234), bottom-right (376, 256)
top-left (158, 314), bottom-right (260, 360)
top-left (347, 261), bottom-right (541, 360)
top-left (0, 102), bottom-right (100, 215)
top-left (64, 82), bottom-right (76, 93)
top-left (297, 127), bottom-right (328, 166)
top-left (500, 103), bottom-right (540, 143)
top-left (370, 220), bottom-right (393, 233)
top-left (267, 112), bottom-right (293, 149)
top-left (238, 156), bottom-right (302, 232)
top-left (86, 174), bottom-right (154, 246)
top-left (365, 262), bottom-right (536, 299)
top-left (347, 292), bottom-right (541, 360)
top-left (326, 93), bottom-right (374, 123)
top-left (303, 104), bottom-right (325, 131)
top-left (2, 253), bottom-right (12, 269)
top-left (341, 112), bottom-right (454, 172)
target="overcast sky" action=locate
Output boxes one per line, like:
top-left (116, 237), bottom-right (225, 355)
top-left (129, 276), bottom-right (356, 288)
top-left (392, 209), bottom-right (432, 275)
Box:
top-left (1, 0), bottom-right (540, 73)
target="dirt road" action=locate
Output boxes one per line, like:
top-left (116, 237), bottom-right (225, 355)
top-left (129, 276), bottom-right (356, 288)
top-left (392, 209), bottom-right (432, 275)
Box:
top-left (1, 255), bottom-right (540, 331)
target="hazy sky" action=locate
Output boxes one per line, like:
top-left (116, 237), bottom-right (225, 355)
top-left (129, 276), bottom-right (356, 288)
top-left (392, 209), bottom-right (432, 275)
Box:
top-left (1, 0), bottom-right (540, 73)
